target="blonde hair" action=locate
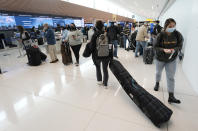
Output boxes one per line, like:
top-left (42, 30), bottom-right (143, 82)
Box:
top-left (44, 23), bottom-right (48, 27)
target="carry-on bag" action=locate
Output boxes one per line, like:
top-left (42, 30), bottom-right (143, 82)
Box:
top-left (119, 36), bottom-right (124, 48)
top-left (26, 46), bottom-right (42, 66)
top-left (37, 37), bottom-right (44, 45)
top-left (61, 42), bottom-right (72, 65)
top-left (83, 42), bottom-right (92, 58)
top-left (39, 50), bottom-right (47, 61)
top-left (143, 46), bottom-right (154, 64)
top-left (109, 59), bottom-right (173, 127)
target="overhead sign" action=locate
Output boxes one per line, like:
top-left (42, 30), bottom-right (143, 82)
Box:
top-left (112, 14), bottom-right (117, 21)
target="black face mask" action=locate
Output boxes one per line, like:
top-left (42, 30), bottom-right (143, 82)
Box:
top-left (70, 26), bottom-right (76, 31)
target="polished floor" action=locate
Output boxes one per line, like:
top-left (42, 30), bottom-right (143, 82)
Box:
top-left (0, 45), bottom-right (198, 131)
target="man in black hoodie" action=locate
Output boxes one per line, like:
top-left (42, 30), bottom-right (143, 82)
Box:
top-left (152, 20), bottom-right (162, 37)
top-left (107, 22), bottom-right (120, 58)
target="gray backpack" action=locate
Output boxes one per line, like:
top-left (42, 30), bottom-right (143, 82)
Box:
top-left (96, 32), bottom-right (110, 57)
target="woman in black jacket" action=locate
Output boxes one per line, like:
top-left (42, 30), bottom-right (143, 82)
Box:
top-left (154, 18), bottom-right (183, 104)
top-left (90, 20), bottom-right (112, 89)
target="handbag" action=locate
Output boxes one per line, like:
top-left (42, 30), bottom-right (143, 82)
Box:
top-left (83, 42), bottom-right (92, 58)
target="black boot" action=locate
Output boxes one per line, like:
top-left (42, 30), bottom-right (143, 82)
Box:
top-left (168, 93), bottom-right (181, 104)
top-left (154, 82), bottom-right (160, 91)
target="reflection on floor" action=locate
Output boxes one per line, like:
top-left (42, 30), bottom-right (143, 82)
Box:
top-left (0, 45), bottom-right (198, 131)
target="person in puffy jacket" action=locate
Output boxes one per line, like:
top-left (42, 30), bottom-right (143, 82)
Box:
top-left (154, 18), bottom-right (183, 104)
top-left (65, 23), bottom-right (83, 66)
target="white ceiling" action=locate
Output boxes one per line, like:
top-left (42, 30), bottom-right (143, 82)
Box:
top-left (108, 0), bottom-right (168, 19)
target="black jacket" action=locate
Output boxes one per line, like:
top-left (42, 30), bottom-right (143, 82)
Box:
top-left (152, 24), bottom-right (162, 36)
top-left (107, 25), bottom-right (119, 41)
top-left (154, 30), bottom-right (183, 62)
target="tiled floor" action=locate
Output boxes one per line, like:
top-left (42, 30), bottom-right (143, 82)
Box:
top-left (0, 45), bottom-right (198, 131)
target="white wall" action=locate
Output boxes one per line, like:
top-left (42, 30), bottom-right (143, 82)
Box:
top-left (160, 0), bottom-right (198, 92)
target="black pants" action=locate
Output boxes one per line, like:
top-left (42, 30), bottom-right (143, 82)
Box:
top-left (71, 44), bottom-right (82, 63)
top-left (95, 58), bottom-right (110, 86)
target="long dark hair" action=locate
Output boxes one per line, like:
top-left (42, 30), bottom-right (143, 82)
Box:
top-left (65, 24), bottom-right (70, 30)
top-left (17, 25), bottom-right (25, 34)
top-left (70, 23), bottom-right (77, 31)
top-left (95, 20), bottom-right (104, 31)
top-left (164, 18), bottom-right (176, 30)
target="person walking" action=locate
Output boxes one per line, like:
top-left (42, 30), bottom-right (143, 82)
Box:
top-left (90, 20), bottom-right (112, 89)
top-left (65, 23), bottom-right (83, 66)
top-left (154, 18), bottom-right (184, 104)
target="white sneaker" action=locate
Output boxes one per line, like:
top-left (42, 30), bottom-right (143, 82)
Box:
top-left (104, 85), bottom-right (108, 89)
top-left (97, 81), bottom-right (103, 85)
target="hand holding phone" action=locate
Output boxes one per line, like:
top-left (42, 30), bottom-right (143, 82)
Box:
top-left (170, 49), bottom-right (175, 53)
top-left (164, 49), bottom-right (172, 54)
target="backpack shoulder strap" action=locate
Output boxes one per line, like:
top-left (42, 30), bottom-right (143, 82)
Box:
top-left (174, 30), bottom-right (180, 41)
top-left (158, 31), bottom-right (164, 43)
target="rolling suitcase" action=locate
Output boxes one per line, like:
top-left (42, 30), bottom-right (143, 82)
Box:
top-left (26, 46), bottom-right (42, 66)
top-left (109, 59), bottom-right (173, 127)
top-left (143, 46), bottom-right (154, 64)
top-left (39, 50), bottom-right (47, 61)
top-left (119, 36), bottom-right (124, 48)
top-left (61, 43), bottom-right (72, 65)
top-left (37, 37), bottom-right (44, 45)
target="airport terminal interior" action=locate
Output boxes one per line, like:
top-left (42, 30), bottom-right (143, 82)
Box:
top-left (0, 0), bottom-right (198, 131)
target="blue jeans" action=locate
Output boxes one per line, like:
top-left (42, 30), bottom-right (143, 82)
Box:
top-left (123, 35), bottom-right (127, 49)
top-left (155, 59), bottom-right (177, 93)
top-left (112, 40), bottom-right (118, 57)
top-left (135, 41), bottom-right (147, 56)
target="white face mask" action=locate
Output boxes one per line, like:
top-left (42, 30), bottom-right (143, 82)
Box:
top-left (166, 27), bottom-right (176, 33)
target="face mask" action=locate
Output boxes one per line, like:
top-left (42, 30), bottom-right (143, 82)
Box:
top-left (70, 26), bottom-right (75, 30)
top-left (166, 27), bottom-right (175, 33)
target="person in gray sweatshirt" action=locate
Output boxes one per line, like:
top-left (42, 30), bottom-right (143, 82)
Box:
top-left (65, 23), bottom-right (83, 66)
